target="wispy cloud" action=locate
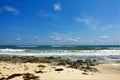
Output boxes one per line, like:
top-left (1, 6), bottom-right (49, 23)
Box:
top-left (49, 33), bottom-right (120, 45)
top-left (75, 18), bottom-right (91, 25)
top-left (16, 37), bottom-right (22, 41)
top-left (101, 24), bottom-right (112, 30)
top-left (49, 33), bottom-right (114, 45)
top-left (91, 35), bottom-right (111, 44)
top-left (4, 5), bottom-right (19, 15)
top-left (75, 17), bottom-right (112, 30)
top-left (53, 2), bottom-right (61, 11)
top-left (38, 11), bottom-right (63, 25)
top-left (11, 33), bottom-right (119, 45)
top-left (100, 35), bottom-right (109, 39)
top-left (38, 11), bottom-right (56, 18)
top-left (75, 17), bottom-right (96, 29)
top-left (49, 33), bottom-right (80, 43)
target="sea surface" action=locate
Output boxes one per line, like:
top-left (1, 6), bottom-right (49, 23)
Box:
top-left (0, 45), bottom-right (120, 61)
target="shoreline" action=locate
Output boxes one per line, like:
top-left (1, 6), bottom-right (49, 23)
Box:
top-left (0, 56), bottom-right (120, 80)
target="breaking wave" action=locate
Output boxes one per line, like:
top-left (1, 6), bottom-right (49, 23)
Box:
top-left (0, 45), bottom-right (120, 61)
top-left (0, 48), bottom-right (26, 53)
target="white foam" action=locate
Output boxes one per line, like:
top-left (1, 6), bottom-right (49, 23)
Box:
top-left (0, 49), bottom-right (120, 56)
top-left (0, 48), bottom-right (25, 52)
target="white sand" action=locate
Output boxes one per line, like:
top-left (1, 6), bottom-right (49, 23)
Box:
top-left (0, 62), bottom-right (120, 80)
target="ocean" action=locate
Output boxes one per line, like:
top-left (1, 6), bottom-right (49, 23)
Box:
top-left (0, 45), bottom-right (120, 61)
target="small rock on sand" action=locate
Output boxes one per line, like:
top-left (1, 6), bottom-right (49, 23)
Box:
top-left (38, 64), bottom-right (46, 68)
top-left (55, 68), bottom-right (64, 71)
top-left (35, 70), bottom-right (44, 73)
top-left (23, 73), bottom-right (39, 80)
top-left (82, 72), bottom-right (89, 75)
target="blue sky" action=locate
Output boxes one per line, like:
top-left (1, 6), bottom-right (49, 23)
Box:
top-left (0, 0), bottom-right (119, 45)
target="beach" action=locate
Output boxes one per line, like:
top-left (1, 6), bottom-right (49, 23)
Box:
top-left (0, 0), bottom-right (119, 79)
top-left (0, 56), bottom-right (120, 80)
top-left (0, 45), bottom-right (120, 80)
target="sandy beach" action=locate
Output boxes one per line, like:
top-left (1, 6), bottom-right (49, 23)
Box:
top-left (0, 0), bottom-right (119, 79)
top-left (0, 56), bottom-right (120, 80)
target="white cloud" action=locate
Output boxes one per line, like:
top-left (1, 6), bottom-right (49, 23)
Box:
top-left (75, 17), bottom-right (96, 29)
top-left (50, 33), bottom-right (63, 41)
top-left (75, 17), bottom-right (113, 31)
top-left (100, 35), bottom-right (109, 39)
top-left (16, 37), bottom-right (21, 41)
top-left (49, 33), bottom-right (113, 45)
top-left (53, 2), bottom-right (61, 11)
top-left (91, 35), bottom-right (109, 44)
top-left (49, 33), bottom-right (80, 42)
top-left (75, 18), bottom-right (91, 25)
top-left (4, 5), bottom-right (19, 15)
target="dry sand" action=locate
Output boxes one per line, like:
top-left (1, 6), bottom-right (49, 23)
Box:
top-left (0, 62), bottom-right (120, 80)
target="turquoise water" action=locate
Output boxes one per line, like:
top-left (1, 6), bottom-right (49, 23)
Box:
top-left (0, 45), bottom-right (120, 50)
